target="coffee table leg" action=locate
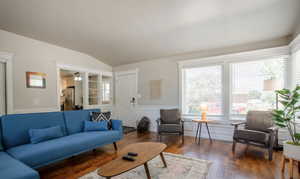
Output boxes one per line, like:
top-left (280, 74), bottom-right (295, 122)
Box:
top-left (160, 153), bottom-right (167, 167)
top-left (144, 162), bottom-right (151, 179)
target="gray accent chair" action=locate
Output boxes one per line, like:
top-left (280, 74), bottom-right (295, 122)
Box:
top-left (232, 111), bottom-right (278, 160)
top-left (156, 109), bottom-right (184, 142)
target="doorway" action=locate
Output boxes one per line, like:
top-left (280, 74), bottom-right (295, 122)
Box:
top-left (0, 62), bottom-right (6, 115)
top-left (59, 69), bottom-right (84, 111)
top-left (115, 70), bottom-right (138, 128)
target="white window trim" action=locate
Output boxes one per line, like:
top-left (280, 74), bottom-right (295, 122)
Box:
top-left (0, 52), bottom-right (14, 114)
top-left (56, 63), bottom-right (113, 110)
top-left (178, 46), bottom-right (291, 121)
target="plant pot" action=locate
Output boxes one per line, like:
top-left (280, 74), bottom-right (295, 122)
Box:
top-left (283, 141), bottom-right (300, 160)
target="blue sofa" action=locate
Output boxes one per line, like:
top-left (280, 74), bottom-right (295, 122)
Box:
top-left (0, 109), bottom-right (123, 179)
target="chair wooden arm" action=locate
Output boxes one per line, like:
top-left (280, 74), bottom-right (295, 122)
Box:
top-left (231, 121), bottom-right (246, 126)
top-left (268, 126), bottom-right (279, 132)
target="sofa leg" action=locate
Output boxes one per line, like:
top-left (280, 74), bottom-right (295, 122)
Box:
top-left (113, 142), bottom-right (118, 151)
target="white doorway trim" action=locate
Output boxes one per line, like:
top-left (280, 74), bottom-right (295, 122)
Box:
top-left (115, 68), bottom-right (139, 104)
top-left (56, 62), bottom-right (113, 110)
top-left (114, 68), bottom-right (139, 127)
top-left (0, 52), bottom-right (14, 114)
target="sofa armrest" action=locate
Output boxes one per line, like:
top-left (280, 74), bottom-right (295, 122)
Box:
top-left (111, 120), bottom-right (123, 132)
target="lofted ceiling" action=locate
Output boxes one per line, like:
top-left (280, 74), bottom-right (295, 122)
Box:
top-left (0, 0), bottom-right (299, 66)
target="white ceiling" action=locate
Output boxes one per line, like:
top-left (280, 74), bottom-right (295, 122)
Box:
top-left (0, 0), bottom-right (299, 66)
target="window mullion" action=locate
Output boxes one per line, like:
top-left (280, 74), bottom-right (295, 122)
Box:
top-left (223, 63), bottom-right (230, 120)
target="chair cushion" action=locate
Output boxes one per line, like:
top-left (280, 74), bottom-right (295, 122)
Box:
top-left (246, 111), bottom-right (274, 132)
top-left (160, 109), bottom-right (180, 124)
top-left (0, 152), bottom-right (39, 179)
top-left (158, 124), bottom-right (183, 133)
top-left (1, 112), bottom-right (67, 149)
top-left (234, 129), bottom-right (270, 145)
top-left (29, 126), bottom-right (64, 144)
top-left (63, 109), bottom-right (100, 135)
top-left (7, 130), bottom-right (121, 168)
top-left (84, 120), bottom-right (108, 132)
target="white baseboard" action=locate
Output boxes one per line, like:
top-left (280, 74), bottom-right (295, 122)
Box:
top-left (13, 107), bottom-right (60, 114)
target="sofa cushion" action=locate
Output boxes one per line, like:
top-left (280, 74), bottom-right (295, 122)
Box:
top-left (63, 109), bottom-right (100, 135)
top-left (0, 152), bottom-right (39, 179)
top-left (1, 112), bottom-right (67, 149)
top-left (84, 120), bottom-right (108, 132)
top-left (29, 126), bottom-right (64, 144)
top-left (91, 111), bottom-right (112, 129)
top-left (7, 130), bottom-right (121, 168)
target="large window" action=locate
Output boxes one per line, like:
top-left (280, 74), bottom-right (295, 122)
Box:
top-left (231, 58), bottom-right (286, 115)
top-left (181, 56), bottom-right (287, 119)
top-left (183, 65), bottom-right (222, 115)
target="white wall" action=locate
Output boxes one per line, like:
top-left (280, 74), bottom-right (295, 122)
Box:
top-left (114, 36), bottom-right (290, 106)
top-left (0, 29), bottom-right (112, 113)
top-left (114, 36), bottom-right (293, 142)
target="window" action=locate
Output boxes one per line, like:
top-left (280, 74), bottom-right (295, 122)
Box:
top-left (88, 74), bottom-right (99, 105)
top-left (181, 55), bottom-right (288, 120)
top-left (102, 76), bottom-right (112, 104)
top-left (231, 58), bottom-right (286, 115)
top-left (183, 65), bottom-right (223, 115)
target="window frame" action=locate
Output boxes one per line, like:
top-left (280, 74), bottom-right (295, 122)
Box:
top-left (181, 63), bottom-right (225, 117)
top-left (179, 46), bottom-right (290, 121)
top-left (228, 57), bottom-right (288, 119)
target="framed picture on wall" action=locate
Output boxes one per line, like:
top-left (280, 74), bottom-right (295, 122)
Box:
top-left (26, 72), bottom-right (46, 88)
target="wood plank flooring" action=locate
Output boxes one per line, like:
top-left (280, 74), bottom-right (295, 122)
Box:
top-left (38, 132), bottom-right (300, 179)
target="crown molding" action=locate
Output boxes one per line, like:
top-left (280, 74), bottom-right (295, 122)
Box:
top-left (178, 46), bottom-right (289, 68)
top-left (289, 34), bottom-right (300, 53)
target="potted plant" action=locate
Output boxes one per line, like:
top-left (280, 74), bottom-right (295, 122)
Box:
top-left (272, 85), bottom-right (300, 160)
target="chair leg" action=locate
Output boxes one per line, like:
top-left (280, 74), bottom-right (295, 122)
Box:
top-left (113, 142), bottom-right (117, 151)
top-left (268, 148), bottom-right (273, 161)
top-left (232, 140), bottom-right (236, 153)
top-left (281, 156), bottom-right (286, 172)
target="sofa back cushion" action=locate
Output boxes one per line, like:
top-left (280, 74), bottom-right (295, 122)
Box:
top-left (63, 109), bottom-right (100, 135)
top-left (29, 126), bottom-right (64, 144)
top-left (0, 117), bottom-right (3, 151)
top-left (1, 112), bottom-right (67, 149)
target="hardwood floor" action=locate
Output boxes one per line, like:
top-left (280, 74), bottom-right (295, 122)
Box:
top-left (38, 132), bottom-right (299, 179)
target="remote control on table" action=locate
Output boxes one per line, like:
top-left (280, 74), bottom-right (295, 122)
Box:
top-left (122, 155), bottom-right (135, 161)
top-left (128, 152), bottom-right (138, 156)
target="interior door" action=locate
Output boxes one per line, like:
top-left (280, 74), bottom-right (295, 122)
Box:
top-left (115, 72), bottom-right (137, 127)
top-left (0, 62), bottom-right (6, 115)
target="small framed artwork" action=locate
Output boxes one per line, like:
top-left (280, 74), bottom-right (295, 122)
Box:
top-left (26, 72), bottom-right (46, 88)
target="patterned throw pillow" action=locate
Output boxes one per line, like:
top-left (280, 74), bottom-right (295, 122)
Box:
top-left (90, 112), bottom-right (112, 129)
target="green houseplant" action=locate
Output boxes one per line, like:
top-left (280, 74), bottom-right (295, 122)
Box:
top-left (272, 85), bottom-right (300, 160)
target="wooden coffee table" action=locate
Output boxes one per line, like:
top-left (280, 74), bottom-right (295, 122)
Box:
top-left (98, 142), bottom-right (167, 179)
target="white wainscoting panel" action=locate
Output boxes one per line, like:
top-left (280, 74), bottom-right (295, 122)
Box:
top-left (133, 105), bottom-right (290, 143)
